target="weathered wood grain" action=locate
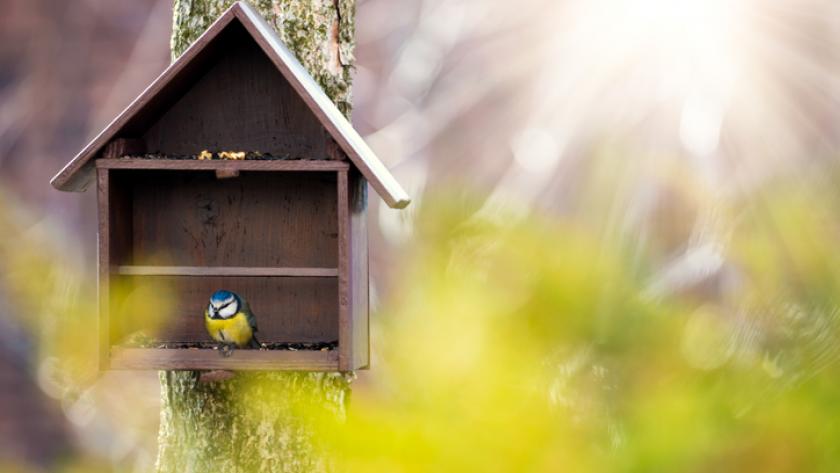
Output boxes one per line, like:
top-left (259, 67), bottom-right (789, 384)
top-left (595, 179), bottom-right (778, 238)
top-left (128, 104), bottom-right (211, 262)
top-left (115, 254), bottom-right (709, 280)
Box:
top-left (336, 169), bottom-right (370, 370)
top-left (125, 170), bottom-right (338, 268)
top-left (103, 138), bottom-right (146, 159)
top-left (337, 170), bottom-right (351, 369)
top-left (97, 169), bottom-right (111, 370)
top-left (349, 170), bottom-right (370, 369)
top-left (107, 171), bottom-right (135, 354)
top-left (110, 347), bottom-right (338, 371)
top-left (143, 22), bottom-right (327, 158)
top-left (96, 158), bottom-right (348, 171)
top-left (117, 266), bottom-right (338, 277)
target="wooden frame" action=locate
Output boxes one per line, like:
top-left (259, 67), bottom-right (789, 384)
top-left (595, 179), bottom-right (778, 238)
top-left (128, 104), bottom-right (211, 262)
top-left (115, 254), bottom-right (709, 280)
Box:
top-left (110, 347), bottom-right (338, 371)
top-left (116, 266), bottom-right (338, 277)
top-left (97, 169), bottom-right (111, 370)
top-left (55, 2), bottom-right (407, 373)
top-left (95, 164), bottom-right (362, 371)
top-left (338, 170), bottom-right (370, 370)
top-left (96, 158), bottom-right (349, 172)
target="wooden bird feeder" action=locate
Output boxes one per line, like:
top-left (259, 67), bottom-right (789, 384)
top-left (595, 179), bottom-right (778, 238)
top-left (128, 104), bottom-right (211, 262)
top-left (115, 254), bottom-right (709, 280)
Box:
top-left (51, 2), bottom-right (410, 371)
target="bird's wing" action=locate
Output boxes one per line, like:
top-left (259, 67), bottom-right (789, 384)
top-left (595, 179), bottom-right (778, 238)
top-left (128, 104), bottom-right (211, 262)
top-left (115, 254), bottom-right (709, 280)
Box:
top-left (243, 301), bottom-right (258, 332)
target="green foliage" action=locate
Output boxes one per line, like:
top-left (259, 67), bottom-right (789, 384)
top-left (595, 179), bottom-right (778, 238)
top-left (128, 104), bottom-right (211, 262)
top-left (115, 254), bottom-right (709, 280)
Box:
top-left (303, 179), bottom-right (840, 472)
top-left (0, 189), bottom-right (99, 391)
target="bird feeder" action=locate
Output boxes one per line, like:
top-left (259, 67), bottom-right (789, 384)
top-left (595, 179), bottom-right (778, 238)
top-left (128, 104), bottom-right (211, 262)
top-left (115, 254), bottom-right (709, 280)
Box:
top-left (50, 2), bottom-right (410, 371)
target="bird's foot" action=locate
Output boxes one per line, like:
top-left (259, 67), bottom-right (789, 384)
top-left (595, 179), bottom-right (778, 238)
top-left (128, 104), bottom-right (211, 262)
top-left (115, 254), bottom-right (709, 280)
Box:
top-left (219, 343), bottom-right (235, 357)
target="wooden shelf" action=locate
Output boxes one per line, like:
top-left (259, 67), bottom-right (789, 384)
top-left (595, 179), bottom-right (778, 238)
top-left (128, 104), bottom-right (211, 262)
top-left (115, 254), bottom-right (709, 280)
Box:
top-left (96, 158), bottom-right (349, 172)
top-left (117, 265), bottom-right (338, 277)
top-left (110, 347), bottom-right (339, 371)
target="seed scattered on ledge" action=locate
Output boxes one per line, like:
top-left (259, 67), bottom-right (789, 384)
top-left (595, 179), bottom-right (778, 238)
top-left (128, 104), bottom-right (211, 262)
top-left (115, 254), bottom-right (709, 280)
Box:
top-left (120, 333), bottom-right (338, 351)
top-left (118, 151), bottom-right (324, 161)
top-left (218, 151), bottom-right (246, 160)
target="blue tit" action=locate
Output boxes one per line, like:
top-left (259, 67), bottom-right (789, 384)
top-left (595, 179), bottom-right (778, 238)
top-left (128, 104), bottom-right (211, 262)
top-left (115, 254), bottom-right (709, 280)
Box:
top-left (205, 290), bottom-right (260, 355)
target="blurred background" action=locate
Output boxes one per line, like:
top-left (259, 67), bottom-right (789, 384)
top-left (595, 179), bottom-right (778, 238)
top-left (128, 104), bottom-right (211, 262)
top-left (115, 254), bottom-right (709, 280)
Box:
top-left (4, 0), bottom-right (840, 471)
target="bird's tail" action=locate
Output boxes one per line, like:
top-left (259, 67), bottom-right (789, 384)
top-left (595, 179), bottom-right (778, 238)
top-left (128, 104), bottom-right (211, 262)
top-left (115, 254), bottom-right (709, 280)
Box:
top-left (248, 335), bottom-right (261, 349)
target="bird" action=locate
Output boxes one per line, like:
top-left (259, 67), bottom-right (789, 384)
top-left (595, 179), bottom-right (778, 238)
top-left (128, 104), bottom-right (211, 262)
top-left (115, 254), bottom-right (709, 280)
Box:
top-left (205, 290), bottom-right (260, 356)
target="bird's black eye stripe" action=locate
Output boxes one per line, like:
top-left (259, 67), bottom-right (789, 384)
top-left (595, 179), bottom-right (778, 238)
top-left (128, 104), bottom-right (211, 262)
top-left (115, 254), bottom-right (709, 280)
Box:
top-left (210, 299), bottom-right (235, 316)
top-left (218, 300), bottom-right (234, 310)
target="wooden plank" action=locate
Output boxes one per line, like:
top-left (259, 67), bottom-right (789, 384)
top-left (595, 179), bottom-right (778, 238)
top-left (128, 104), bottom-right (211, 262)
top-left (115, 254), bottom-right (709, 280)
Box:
top-left (97, 169), bottom-right (110, 370)
top-left (142, 25), bottom-right (327, 159)
top-left (110, 347), bottom-right (338, 371)
top-left (337, 170), bottom-right (351, 370)
top-left (128, 171), bottom-right (338, 268)
top-left (103, 138), bottom-right (146, 159)
top-left (349, 171), bottom-right (370, 369)
top-left (107, 171), bottom-right (135, 348)
top-left (117, 266), bottom-right (338, 277)
top-left (325, 137), bottom-right (345, 161)
top-left (97, 159), bottom-right (348, 171)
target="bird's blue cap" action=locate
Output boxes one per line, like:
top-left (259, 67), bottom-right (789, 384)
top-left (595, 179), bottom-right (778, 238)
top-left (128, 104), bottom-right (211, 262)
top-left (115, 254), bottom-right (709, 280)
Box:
top-left (210, 290), bottom-right (237, 304)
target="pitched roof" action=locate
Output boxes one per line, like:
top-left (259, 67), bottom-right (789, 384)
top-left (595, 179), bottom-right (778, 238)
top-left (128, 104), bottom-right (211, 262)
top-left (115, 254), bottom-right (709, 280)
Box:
top-left (50, 1), bottom-right (410, 209)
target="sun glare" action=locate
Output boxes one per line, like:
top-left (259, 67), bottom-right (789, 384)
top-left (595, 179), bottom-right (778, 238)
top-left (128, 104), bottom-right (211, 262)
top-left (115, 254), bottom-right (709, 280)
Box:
top-left (550, 0), bottom-right (753, 163)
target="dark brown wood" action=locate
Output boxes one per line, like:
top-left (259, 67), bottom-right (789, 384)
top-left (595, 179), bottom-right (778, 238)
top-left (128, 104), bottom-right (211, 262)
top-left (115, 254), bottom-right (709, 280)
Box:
top-left (112, 275), bottom-right (338, 345)
top-left (50, 1), bottom-right (411, 209)
top-left (97, 158), bottom-right (348, 171)
top-left (110, 347), bottom-right (338, 371)
top-left (107, 171), bottom-right (135, 352)
top-left (337, 170), bottom-right (351, 370)
top-left (325, 137), bottom-right (346, 161)
top-left (335, 170), bottom-right (370, 370)
top-left (236, 2), bottom-right (410, 208)
top-left (349, 171), bottom-right (370, 369)
top-left (143, 23), bottom-right (326, 159)
top-left (103, 167), bottom-right (343, 365)
top-left (123, 171), bottom-right (338, 268)
top-left (117, 266), bottom-right (338, 277)
top-left (97, 169), bottom-right (110, 370)
top-left (51, 1), bottom-right (408, 371)
top-left (50, 5), bottom-right (244, 192)
top-left (215, 168), bottom-right (240, 179)
top-left (103, 138), bottom-right (146, 159)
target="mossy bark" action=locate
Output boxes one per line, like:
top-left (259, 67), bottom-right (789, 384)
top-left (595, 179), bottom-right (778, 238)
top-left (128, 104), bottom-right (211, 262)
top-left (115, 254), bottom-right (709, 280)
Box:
top-left (156, 2), bottom-right (355, 472)
top-left (156, 371), bottom-right (350, 472)
top-left (171, 0), bottom-right (354, 115)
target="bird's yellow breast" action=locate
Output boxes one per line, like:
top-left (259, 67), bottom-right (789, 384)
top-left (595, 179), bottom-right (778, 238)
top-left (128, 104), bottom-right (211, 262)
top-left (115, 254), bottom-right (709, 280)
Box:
top-left (205, 312), bottom-right (253, 347)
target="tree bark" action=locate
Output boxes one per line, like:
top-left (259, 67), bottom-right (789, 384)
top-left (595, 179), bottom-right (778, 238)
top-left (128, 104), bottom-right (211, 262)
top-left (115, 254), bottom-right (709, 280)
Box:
top-left (156, 1), bottom-right (355, 472)
top-left (170, 0), bottom-right (355, 115)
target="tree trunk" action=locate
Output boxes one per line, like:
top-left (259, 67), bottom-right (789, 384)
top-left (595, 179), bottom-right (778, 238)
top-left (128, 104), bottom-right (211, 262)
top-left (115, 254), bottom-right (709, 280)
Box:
top-left (156, 1), bottom-right (355, 472)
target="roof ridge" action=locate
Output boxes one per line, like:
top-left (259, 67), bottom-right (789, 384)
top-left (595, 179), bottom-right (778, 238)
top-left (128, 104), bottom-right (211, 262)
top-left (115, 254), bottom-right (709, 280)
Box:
top-left (51, 1), bottom-right (410, 209)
